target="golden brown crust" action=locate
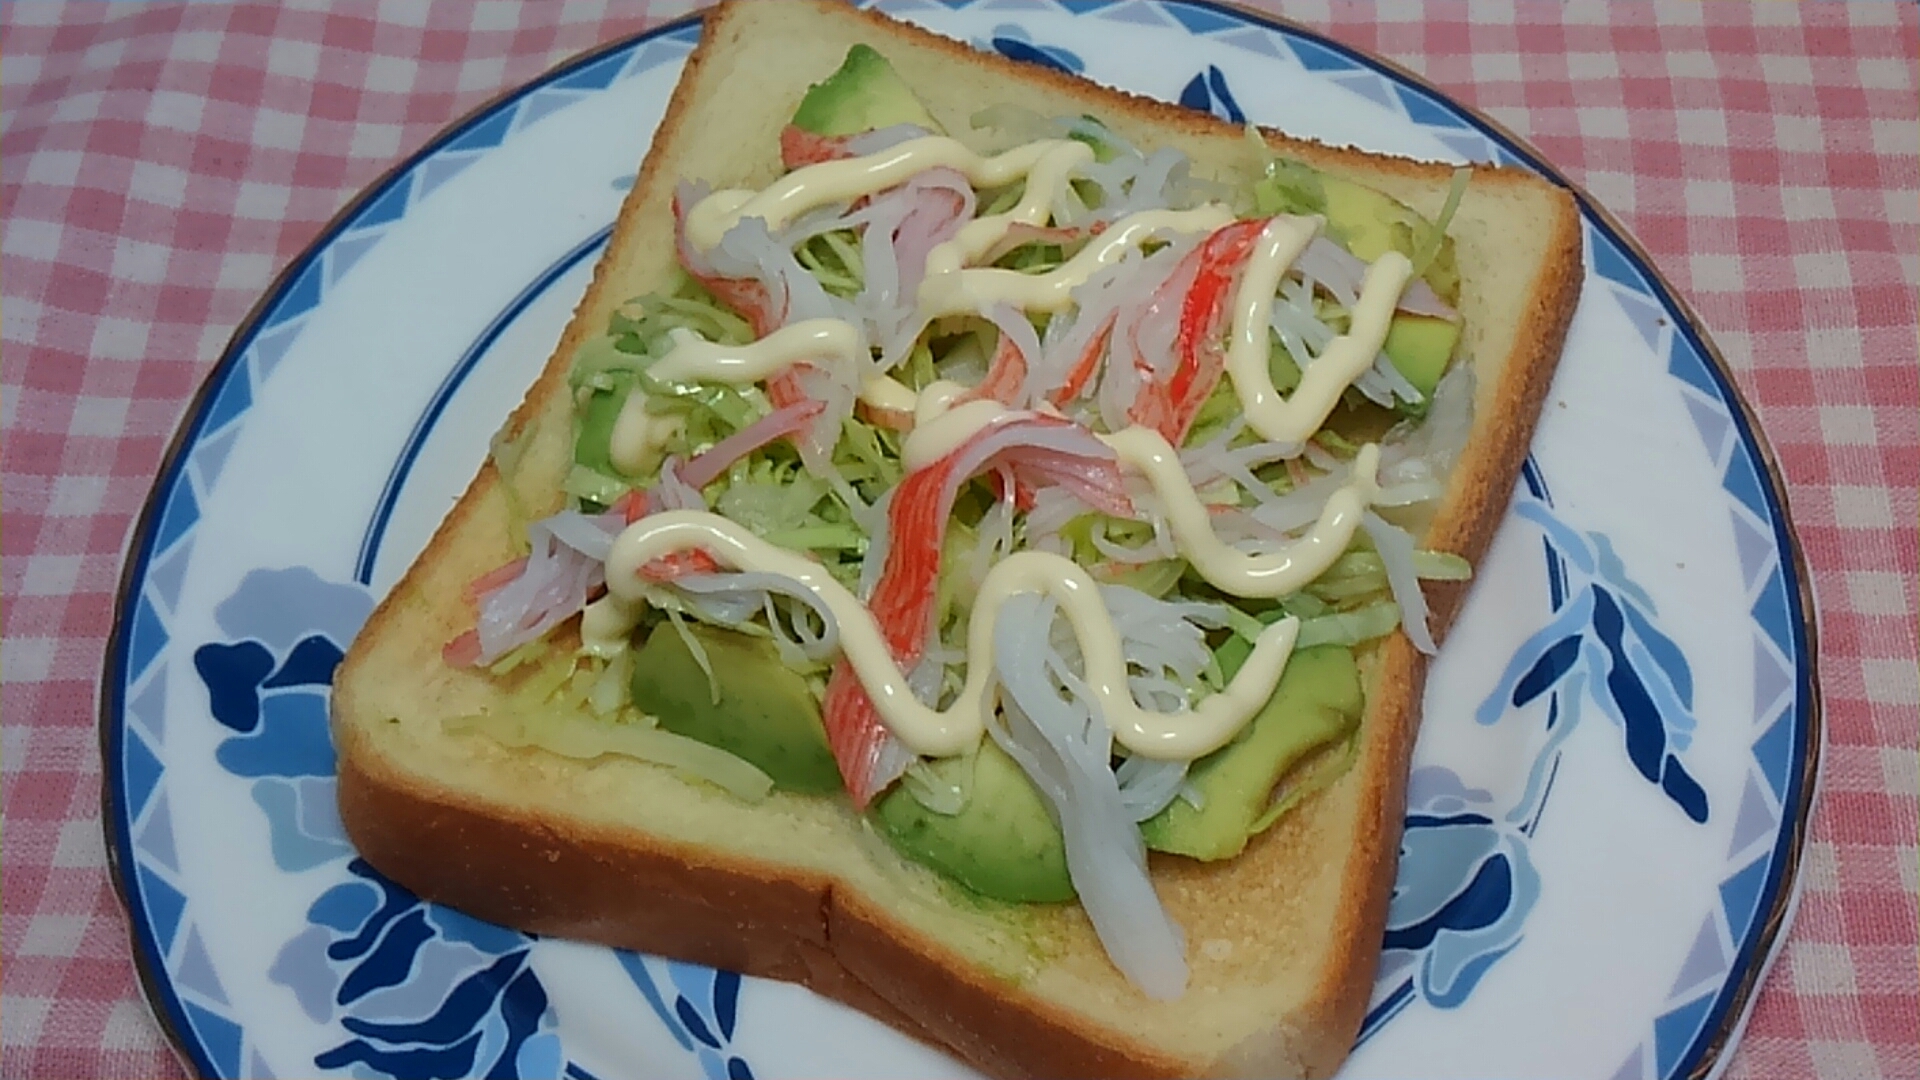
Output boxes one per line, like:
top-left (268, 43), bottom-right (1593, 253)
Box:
top-left (332, 2), bottom-right (1585, 1077)
top-left (337, 722), bottom-right (1191, 1079)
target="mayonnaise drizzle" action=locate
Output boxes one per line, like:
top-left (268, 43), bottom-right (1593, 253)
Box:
top-left (608, 393), bottom-right (684, 477)
top-left (918, 204), bottom-right (1234, 319)
top-left (1103, 428), bottom-right (1382, 598)
top-left (901, 398), bottom-right (1025, 471)
top-left (684, 136), bottom-right (1087, 251)
top-left (646, 320), bottom-right (914, 410)
top-left (1227, 215), bottom-right (1415, 443)
top-left (685, 135), bottom-right (1235, 326)
top-left (584, 511), bottom-right (1300, 761)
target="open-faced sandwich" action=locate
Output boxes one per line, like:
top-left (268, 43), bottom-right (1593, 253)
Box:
top-left (331, 2), bottom-right (1583, 1077)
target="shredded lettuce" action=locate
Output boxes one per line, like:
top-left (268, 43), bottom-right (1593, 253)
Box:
top-left (762, 522), bottom-right (866, 551)
top-left (1098, 559), bottom-right (1184, 599)
top-left (993, 241), bottom-right (1071, 274)
top-left (832, 413), bottom-right (906, 495)
top-left (571, 334), bottom-right (642, 387)
top-left (903, 338), bottom-right (938, 391)
top-left (1312, 428), bottom-right (1362, 459)
top-left (1212, 590), bottom-right (1400, 677)
top-left (980, 182), bottom-right (1028, 217)
top-left (563, 279), bottom-right (771, 509)
top-left (1321, 549), bottom-right (1472, 584)
top-left (609, 286), bottom-right (755, 352)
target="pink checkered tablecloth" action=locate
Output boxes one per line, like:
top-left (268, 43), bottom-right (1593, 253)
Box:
top-left (3, 2), bottom-right (1914, 1078)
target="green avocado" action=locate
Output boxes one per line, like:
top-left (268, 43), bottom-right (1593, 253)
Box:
top-left (1321, 174), bottom-right (1405, 265)
top-left (792, 44), bottom-right (940, 137)
top-left (872, 740), bottom-right (1074, 904)
top-left (1140, 645), bottom-right (1363, 861)
top-left (1318, 175), bottom-right (1463, 403)
top-left (628, 622), bottom-right (842, 794)
top-left (1382, 312), bottom-right (1461, 402)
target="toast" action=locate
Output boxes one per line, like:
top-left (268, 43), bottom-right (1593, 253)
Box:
top-left (331, 2), bottom-right (1583, 1077)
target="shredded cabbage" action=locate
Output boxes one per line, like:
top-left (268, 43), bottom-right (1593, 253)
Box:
top-left (902, 746), bottom-right (976, 816)
top-left (1412, 166), bottom-right (1472, 280)
top-left (447, 711), bottom-right (773, 803)
top-left (666, 608), bottom-right (720, 706)
top-left (1296, 602), bottom-right (1402, 649)
top-left (487, 427), bottom-right (535, 556)
top-left (1249, 732), bottom-right (1357, 834)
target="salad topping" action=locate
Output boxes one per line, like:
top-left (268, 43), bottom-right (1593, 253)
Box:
top-left (451, 50), bottom-right (1480, 1000)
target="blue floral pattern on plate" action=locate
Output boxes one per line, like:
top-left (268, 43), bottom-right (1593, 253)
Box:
top-left (977, 22), bottom-right (1084, 74)
top-left (1481, 498), bottom-right (1711, 823)
top-left (185, 568), bottom-right (610, 1080)
top-left (1358, 459), bottom-right (1709, 1042)
top-left (617, 956), bottom-right (756, 1080)
top-left (1179, 65), bottom-right (1246, 124)
top-left (185, 565), bottom-right (763, 1079)
top-left (273, 860), bottom-right (562, 1080)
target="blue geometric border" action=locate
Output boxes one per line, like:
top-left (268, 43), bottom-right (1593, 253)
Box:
top-left (101, 2), bottom-right (1818, 1078)
top-left (99, 18), bottom-right (701, 1079)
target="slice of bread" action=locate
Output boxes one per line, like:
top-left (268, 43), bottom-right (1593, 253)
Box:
top-left (331, 2), bottom-right (1583, 1076)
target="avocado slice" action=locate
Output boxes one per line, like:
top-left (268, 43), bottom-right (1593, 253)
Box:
top-left (628, 622), bottom-right (841, 794)
top-left (1140, 645), bottom-right (1363, 861)
top-left (1381, 312), bottom-right (1460, 402)
top-left (872, 739), bottom-right (1074, 903)
top-left (792, 44), bottom-right (940, 137)
top-left (1320, 174), bottom-right (1405, 265)
top-left (1317, 174), bottom-right (1463, 402)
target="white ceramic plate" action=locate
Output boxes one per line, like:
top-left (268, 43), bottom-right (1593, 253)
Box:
top-left (103, 3), bottom-right (1821, 1078)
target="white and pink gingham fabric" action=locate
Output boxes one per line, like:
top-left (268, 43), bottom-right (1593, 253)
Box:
top-left (3, 3), bottom-right (1914, 1078)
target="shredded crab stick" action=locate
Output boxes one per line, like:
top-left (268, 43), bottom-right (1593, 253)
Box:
top-left (445, 512), bottom-right (618, 668)
top-left (818, 462), bottom-right (948, 805)
top-left (780, 125), bottom-right (852, 170)
top-left (1131, 218), bottom-right (1267, 443)
top-left (976, 221), bottom-right (1098, 264)
top-left (443, 447), bottom-right (775, 670)
top-left (1050, 315), bottom-right (1114, 407)
top-left (671, 197), bottom-right (821, 440)
top-left (465, 558), bottom-right (529, 603)
top-left (821, 412), bottom-right (1134, 805)
top-left (953, 330), bottom-right (1030, 410)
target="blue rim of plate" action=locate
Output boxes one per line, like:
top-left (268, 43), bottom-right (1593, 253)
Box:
top-left (98, 3), bottom-right (1822, 1078)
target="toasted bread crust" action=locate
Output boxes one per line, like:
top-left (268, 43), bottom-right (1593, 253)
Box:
top-left (332, 2), bottom-right (1583, 1077)
top-left (337, 740), bottom-right (1192, 1078)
